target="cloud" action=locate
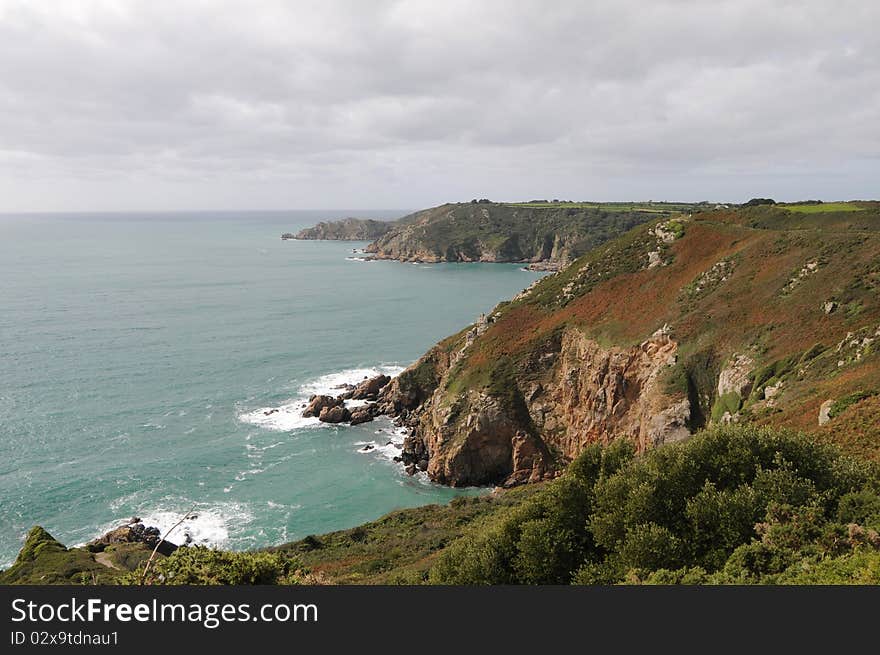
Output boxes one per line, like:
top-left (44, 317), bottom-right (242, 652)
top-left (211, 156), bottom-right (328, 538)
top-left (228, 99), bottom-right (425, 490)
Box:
top-left (0, 0), bottom-right (876, 210)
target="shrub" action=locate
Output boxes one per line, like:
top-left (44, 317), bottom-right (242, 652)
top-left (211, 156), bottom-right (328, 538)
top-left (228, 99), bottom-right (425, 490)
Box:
top-left (429, 425), bottom-right (880, 585)
top-left (123, 547), bottom-right (308, 585)
top-left (829, 390), bottom-right (877, 419)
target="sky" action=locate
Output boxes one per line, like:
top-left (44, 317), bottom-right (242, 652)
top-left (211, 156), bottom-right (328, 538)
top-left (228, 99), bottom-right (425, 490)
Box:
top-left (0, 0), bottom-right (877, 212)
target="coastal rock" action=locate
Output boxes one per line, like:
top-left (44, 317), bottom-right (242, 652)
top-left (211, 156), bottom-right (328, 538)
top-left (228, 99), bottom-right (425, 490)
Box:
top-left (349, 408), bottom-right (374, 425)
top-left (398, 328), bottom-right (689, 487)
top-left (319, 405), bottom-right (351, 423)
top-left (87, 522), bottom-right (178, 557)
top-left (523, 261), bottom-right (564, 272)
top-left (351, 374), bottom-right (391, 400)
top-left (303, 395), bottom-right (342, 418)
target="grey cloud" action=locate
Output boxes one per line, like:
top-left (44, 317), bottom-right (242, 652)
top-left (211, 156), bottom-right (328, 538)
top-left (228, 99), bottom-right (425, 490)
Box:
top-left (0, 0), bottom-right (876, 211)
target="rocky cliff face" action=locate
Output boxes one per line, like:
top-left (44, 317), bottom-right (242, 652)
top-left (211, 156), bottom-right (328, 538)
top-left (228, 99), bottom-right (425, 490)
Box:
top-left (377, 202), bottom-right (880, 487)
top-left (293, 217), bottom-right (394, 241)
top-left (363, 203), bottom-right (658, 264)
top-left (383, 326), bottom-right (691, 487)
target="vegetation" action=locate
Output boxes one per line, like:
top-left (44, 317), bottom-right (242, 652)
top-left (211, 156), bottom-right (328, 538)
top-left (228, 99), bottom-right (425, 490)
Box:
top-left (269, 484), bottom-right (543, 584)
top-left (293, 217), bottom-right (394, 240)
top-left (829, 391), bottom-right (877, 419)
top-left (4, 427), bottom-right (880, 585)
top-left (784, 202), bottom-right (866, 214)
top-left (122, 546), bottom-right (312, 585)
top-left (502, 201), bottom-right (699, 213)
top-left (6, 199), bottom-right (880, 586)
top-left (366, 201), bottom-right (693, 264)
top-left (0, 527), bottom-right (124, 585)
top-left (430, 426), bottom-right (880, 585)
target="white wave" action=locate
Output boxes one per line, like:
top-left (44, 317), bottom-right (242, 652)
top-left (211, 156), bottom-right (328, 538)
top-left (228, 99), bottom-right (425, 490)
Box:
top-left (86, 501), bottom-right (255, 550)
top-left (238, 400), bottom-right (320, 432)
top-left (239, 364), bottom-right (405, 433)
top-left (355, 419), bottom-right (407, 462)
top-left (300, 365), bottom-right (405, 397)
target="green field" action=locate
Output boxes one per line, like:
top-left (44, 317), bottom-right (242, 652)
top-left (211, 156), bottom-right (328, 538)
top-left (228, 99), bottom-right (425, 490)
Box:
top-left (502, 201), bottom-right (697, 213)
top-left (784, 202), bottom-right (865, 214)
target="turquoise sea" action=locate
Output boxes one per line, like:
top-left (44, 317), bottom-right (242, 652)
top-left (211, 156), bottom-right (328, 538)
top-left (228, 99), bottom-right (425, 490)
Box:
top-left (0, 211), bottom-right (544, 566)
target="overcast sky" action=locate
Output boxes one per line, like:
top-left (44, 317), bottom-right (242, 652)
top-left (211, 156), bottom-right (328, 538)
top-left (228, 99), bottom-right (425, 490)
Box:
top-left (0, 1), bottom-right (877, 212)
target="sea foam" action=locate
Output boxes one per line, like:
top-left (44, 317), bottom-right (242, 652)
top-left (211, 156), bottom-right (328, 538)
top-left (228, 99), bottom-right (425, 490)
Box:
top-left (238, 364), bottom-right (405, 432)
top-left (86, 501), bottom-right (255, 550)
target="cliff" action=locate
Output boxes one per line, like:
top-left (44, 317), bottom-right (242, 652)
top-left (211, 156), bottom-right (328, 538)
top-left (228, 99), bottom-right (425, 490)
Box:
top-left (364, 202), bottom-right (678, 264)
top-left (379, 201), bottom-right (880, 486)
top-left (291, 217), bottom-right (394, 240)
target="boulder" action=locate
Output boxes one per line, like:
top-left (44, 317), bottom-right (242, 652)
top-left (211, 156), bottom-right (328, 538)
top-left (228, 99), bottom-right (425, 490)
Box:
top-left (303, 395), bottom-right (342, 418)
top-left (764, 380), bottom-right (784, 404)
top-left (349, 409), bottom-right (374, 425)
top-left (818, 399), bottom-right (834, 426)
top-left (351, 375), bottom-right (391, 400)
top-left (87, 522), bottom-right (178, 557)
top-left (319, 405), bottom-right (351, 423)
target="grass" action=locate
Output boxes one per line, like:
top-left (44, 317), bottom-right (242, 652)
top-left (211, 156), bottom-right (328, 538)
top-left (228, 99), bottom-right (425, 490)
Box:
top-left (0, 527), bottom-right (128, 584)
top-left (268, 485), bottom-right (544, 583)
top-left (784, 202), bottom-right (865, 213)
top-left (502, 201), bottom-right (698, 213)
top-left (422, 203), bottom-right (880, 469)
top-left (817, 395), bottom-right (880, 462)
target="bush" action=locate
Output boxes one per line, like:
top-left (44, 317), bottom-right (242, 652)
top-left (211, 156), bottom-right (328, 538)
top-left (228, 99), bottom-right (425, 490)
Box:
top-left (123, 547), bottom-right (309, 585)
top-left (829, 391), bottom-right (877, 419)
top-left (429, 426), bottom-right (880, 585)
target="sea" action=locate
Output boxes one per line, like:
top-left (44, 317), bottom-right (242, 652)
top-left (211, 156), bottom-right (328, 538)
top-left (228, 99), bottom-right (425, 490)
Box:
top-left (0, 210), bottom-right (544, 566)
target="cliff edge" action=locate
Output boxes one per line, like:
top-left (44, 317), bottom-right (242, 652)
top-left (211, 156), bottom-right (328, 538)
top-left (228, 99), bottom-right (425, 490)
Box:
top-left (377, 201), bottom-right (880, 486)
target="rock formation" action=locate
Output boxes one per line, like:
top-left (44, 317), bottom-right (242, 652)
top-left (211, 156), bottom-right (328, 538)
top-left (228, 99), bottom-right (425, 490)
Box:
top-left (319, 405), bottom-right (351, 423)
top-left (292, 218), bottom-right (394, 241)
top-left (303, 395), bottom-right (342, 418)
top-left (381, 327), bottom-right (691, 487)
top-left (87, 518), bottom-right (177, 557)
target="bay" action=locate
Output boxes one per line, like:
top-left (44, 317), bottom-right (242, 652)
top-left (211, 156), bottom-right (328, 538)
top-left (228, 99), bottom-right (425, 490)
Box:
top-left (0, 211), bottom-right (543, 565)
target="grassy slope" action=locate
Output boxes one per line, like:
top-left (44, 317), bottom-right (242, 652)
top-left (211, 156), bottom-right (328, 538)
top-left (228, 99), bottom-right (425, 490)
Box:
top-left (0, 527), bottom-right (151, 584)
top-left (436, 202), bottom-right (880, 456)
top-left (368, 201), bottom-right (703, 262)
top-left (783, 202), bottom-right (867, 214)
top-left (266, 484), bottom-right (543, 584)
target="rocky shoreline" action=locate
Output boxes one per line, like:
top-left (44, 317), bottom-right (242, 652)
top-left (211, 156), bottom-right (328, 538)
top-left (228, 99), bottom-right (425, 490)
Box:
top-left (87, 517), bottom-right (178, 556)
top-left (295, 371), bottom-right (433, 477)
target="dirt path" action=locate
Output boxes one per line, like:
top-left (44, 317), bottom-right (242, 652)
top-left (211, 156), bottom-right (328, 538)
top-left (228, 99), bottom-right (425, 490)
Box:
top-left (94, 551), bottom-right (121, 570)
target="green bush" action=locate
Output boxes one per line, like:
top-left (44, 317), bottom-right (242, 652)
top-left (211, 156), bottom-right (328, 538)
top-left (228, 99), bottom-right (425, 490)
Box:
top-left (123, 547), bottom-right (307, 585)
top-left (829, 390), bottom-right (877, 419)
top-left (710, 391), bottom-right (742, 423)
top-left (429, 426), bottom-right (880, 585)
